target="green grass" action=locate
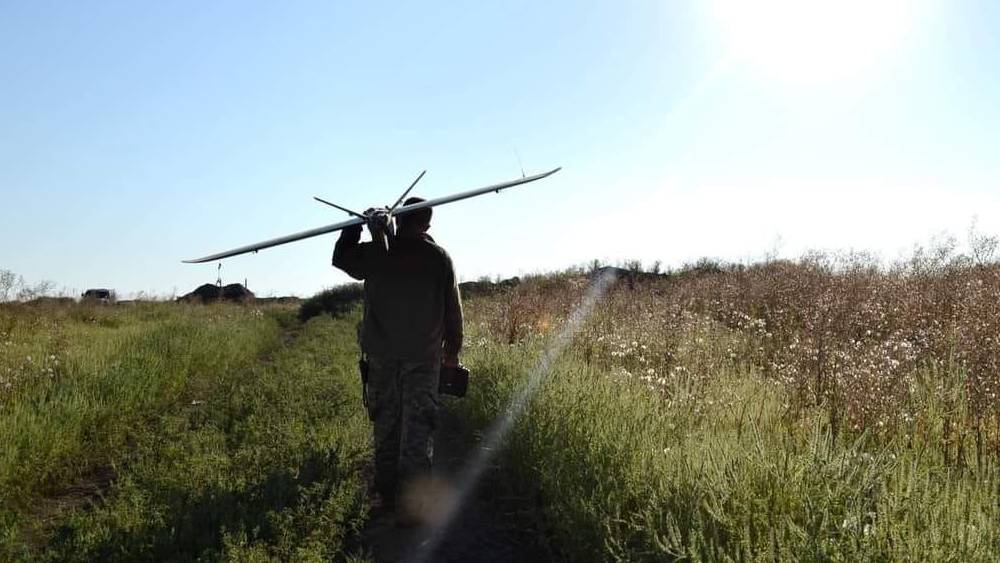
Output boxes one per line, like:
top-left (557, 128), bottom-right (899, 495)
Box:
top-left (1, 302), bottom-right (372, 561)
top-left (457, 300), bottom-right (1000, 562)
top-left (7, 267), bottom-right (1000, 562)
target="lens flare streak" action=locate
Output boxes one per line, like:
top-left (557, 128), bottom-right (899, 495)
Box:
top-left (406, 270), bottom-right (618, 562)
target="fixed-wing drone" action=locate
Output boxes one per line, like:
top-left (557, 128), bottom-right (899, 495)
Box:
top-left (183, 167), bottom-right (561, 263)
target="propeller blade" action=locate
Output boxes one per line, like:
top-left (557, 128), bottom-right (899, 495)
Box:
top-left (389, 170), bottom-right (427, 213)
top-left (313, 196), bottom-right (366, 219)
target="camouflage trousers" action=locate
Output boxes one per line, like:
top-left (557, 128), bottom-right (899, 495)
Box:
top-left (366, 355), bottom-right (440, 506)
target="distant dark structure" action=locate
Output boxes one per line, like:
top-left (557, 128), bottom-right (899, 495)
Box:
top-left (81, 288), bottom-right (115, 303)
top-left (179, 283), bottom-right (255, 304)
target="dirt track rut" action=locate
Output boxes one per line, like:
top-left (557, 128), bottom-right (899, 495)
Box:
top-left (360, 407), bottom-right (553, 563)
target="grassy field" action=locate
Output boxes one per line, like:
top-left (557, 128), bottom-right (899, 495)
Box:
top-left (1, 302), bottom-right (371, 561)
top-left (5, 251), bottom-right (1000, 561)
top-left (455, 256), bottom-right (1000, 561)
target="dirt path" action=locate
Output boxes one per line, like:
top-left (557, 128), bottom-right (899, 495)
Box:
top-left (361, 406), bottom-right (554, 563)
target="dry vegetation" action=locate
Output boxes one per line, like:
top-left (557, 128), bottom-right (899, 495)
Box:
top-left (476, 250), bottom-right (1000, 464)
top-left (457, 242), bottom-right (1000, 560)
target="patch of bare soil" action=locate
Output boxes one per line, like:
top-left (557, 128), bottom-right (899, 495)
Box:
top-left (23, 464), bottom-right (117, 547)
top-left (361, 407), bottom-right (555, 563)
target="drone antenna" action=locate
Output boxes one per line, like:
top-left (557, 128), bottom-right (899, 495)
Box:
top-left (389, 170), bottom-right (427, 213)
top-left (513, 147), bottom-right (525, 178)
top-left (313, 197), bottom-right (366, 219)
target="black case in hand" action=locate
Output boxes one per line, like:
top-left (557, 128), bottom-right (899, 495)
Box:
top-left (439, 364), bottom-right (470, 397)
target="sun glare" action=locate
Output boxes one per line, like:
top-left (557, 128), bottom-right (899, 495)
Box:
top-left (708, 0), bottom-right (924, 88)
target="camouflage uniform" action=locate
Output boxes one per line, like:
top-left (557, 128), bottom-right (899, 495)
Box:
top-left (332, 223), bottom-right (463, 506)
top-left (366, 355), bottom-right (440, 503)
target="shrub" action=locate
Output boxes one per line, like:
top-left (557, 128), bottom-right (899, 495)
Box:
top-left (299, 284), bottom-right (364, 322)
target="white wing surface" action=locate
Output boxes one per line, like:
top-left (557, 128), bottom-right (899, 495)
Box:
top-left (183, 167), bottom-right (560, 263)
top-left (183, 217), bottom-right (366, 263)
top-left (388, 167), bottom-right (560, 219)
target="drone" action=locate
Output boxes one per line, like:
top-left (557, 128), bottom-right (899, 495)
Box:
top-left (183, 167), bottom-right (561, 263)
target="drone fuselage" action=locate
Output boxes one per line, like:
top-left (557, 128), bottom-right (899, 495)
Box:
top-left (182, 167), bottom-right (560, 264)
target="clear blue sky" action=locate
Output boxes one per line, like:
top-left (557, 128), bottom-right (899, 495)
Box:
top-left (2, 1), bottom-right (998, 298)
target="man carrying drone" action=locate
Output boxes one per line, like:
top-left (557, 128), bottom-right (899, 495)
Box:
top-left (183, 167), bottom-right (559, 524)
top-left (332, 197), bottom-right (463, 522)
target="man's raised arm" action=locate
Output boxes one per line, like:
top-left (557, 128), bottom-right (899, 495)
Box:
top-left (332, 224), bottom-right (368, 280)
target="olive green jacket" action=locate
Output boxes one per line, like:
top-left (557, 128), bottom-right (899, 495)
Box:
top-left (332, 227), bottom-right (463, 361)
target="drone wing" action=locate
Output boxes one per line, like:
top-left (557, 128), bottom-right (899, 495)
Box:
top-left (183, 217), bottom-right (365, 263)
top-left (182, 167), bottom-right (561, 263)
top-left (390, 167), bottom-right (561, 219)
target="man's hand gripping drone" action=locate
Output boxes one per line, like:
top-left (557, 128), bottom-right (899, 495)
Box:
top-left (183, 167), bottom-right (561, 263)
